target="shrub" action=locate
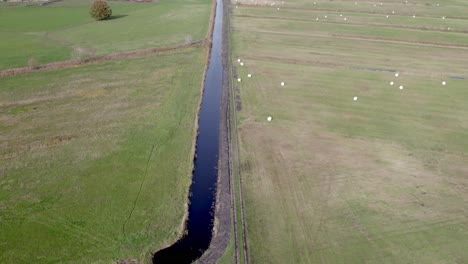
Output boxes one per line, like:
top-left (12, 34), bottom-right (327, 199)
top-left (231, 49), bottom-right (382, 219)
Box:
top-left (27, 58), bottom-right (39, 69)
top-left (89, 0), bottom-right (112, 20)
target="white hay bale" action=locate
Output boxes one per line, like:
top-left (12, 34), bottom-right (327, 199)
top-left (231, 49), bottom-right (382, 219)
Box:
top-left (237, 58), bottom-right (241, 62)
top-left (267, 116), bottom-right (272, 121)
top-left (344, 17), bottom-right (347, 20)
top-left (240, 62), bottom-right (244, 66)
top-left (442, 81), bottom-right (446, 85)
top-left (353, 96), bottom-right (358, 101)
top-left (390, 81), bottom-right (394, 85)
top-left (238, 78), bottom-right (241, 82)
top-left (248, 73), bottom-right (252, 78)
top-left (386, 15), bottom-right (389, 18)
top-left (399, 85), bottom-right (404, 90)
top-left (395, 72), bottom-right (399, 77)
top-left (280, 81), bottom-right (285, 86)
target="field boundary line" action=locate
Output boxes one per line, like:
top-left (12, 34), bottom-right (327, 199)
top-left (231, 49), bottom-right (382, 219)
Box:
top-left (0, 41), bottom-right (205, 78)
top-left (235, 28), bottom-right (468, 50)
top-left (227, 2), bottom-right (250, 263)
top-left (227, 2), bottom-right (241, 263)
top-left (226, 1), bottom-right (240, 263)
top-left (232, 4), bottom-right (468, 21)
top-left (234, 14), bottom-right (468, 34)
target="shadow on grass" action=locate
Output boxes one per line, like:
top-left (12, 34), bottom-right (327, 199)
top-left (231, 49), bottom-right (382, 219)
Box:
top-left (106, 14), bottom-right (128, 20)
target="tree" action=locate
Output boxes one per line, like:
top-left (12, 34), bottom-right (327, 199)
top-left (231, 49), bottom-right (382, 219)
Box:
top-left (89, 0), bottom-right (112, 20)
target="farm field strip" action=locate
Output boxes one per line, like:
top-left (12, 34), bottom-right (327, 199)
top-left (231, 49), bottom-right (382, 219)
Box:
top-left (0, 48), bottom-right (207, 263)
top-left (233, 15), bottom-right (468, 34)
top-left (0, 0), bottom-right (212, 70)
top-left (235, 5), bottom-right (468, 22)
top-left (234, 0), bottom-right (468, 18)
top-left (233, 16), bottom-right (468, 46)
top-left (228, 1), bottom-right (468, 263)
top-left (232, 32), bottom-right (468, 77)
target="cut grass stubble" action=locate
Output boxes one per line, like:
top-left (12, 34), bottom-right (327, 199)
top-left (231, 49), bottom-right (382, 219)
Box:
top-left (229, 1), bottom-right (468, 264)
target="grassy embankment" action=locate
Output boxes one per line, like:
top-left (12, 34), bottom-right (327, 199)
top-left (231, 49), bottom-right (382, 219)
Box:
top-left (229, 0), bottom-right (468, 263)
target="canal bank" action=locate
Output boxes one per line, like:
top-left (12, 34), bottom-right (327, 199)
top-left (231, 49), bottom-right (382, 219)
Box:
top-left (152, 0), bottom-right (231, 263)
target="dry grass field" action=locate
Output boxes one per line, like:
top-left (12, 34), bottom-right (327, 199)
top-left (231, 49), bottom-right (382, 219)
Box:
top-left (229, 0), bottom-right (468, 263)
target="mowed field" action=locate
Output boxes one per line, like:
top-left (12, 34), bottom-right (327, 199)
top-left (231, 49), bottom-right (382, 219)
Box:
top-left (230, 0), bottom-right (468, 263)
top-left (0, 48), bottom-right (206, 263)
top-left (0, 0), bottom-right (211, 69)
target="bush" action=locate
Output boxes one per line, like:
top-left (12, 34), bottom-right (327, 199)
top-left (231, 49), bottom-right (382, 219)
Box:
top-left (89, 0), bottom-right (112, 20)
top-left (27, 58), bottom-right (39, 69)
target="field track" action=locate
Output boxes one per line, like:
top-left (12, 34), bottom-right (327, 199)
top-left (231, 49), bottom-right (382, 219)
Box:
top-left (227, 1), bottom-right (250, 263)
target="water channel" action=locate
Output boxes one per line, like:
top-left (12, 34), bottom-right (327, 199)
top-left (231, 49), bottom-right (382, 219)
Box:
top-left (152, 0), bottom-right (224, 262)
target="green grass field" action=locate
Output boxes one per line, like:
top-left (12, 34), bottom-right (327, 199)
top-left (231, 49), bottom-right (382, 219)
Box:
top-left (230, 0), bottom-right (468, 263)
top-left (0, 47), bottom-right (206, 263)
top-left (0, 0), bottom-right (211, 69)
top-left (1, 0), bottom-right (213, 262)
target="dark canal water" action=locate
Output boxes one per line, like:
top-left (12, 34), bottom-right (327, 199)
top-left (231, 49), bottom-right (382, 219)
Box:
top-left (152, 0), bottom-right (224, 263)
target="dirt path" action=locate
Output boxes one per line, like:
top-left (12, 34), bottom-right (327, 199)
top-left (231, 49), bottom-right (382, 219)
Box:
top-left (232, 2), bottom-right (251, 262)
